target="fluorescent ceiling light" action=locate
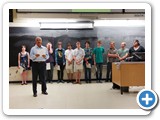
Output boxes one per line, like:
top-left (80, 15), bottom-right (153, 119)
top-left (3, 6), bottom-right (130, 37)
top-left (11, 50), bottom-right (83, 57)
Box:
top-left (94, 20), bottom-right (145, 27)
top-left (39, 22), bottom-right (94, 30)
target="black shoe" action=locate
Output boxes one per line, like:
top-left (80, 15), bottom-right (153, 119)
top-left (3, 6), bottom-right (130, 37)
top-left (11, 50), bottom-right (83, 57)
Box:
top-left (42, 92), bottom-right (48, 95)
top-left (112, 86), bottom-right (116, 89)
top-left (33, 93), bottom-right (37, 97)
top-left (61, 80), bottom-right (65, 83)
top-left (114, 84), bottom-right (120, 89)
top-left (116, 86), bottom-right (120, 89)
top-left (122, 87), bottom-right (129, 92)
top-left (57, 80), bottom-right (60, 83)
top-left (99, 80), bottom-right (102, 83)
top-left (112, 84), bottom-right (120, 89)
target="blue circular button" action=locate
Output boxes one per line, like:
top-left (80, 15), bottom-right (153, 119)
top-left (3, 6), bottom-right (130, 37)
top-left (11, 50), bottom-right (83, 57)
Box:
top-left (137, 89), bottom-right (158, 110)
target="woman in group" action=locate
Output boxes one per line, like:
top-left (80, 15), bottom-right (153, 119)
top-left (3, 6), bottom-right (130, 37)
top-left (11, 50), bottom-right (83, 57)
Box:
top-left (129, 39), bottom-right (145, 61)
top-left (18, 45), bottom-right (30, 85)
top-left (46, 42), bottom-right (54, 83)
top-left (84, 40), bottom-right (93, 83)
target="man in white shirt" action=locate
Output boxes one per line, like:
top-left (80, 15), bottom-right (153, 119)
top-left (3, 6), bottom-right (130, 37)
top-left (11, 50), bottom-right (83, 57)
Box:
top-left (65, 43), bottom-right (74, 83)
top-left (30, 37), bottom-right (49, 97)
top-left (73, 41), bottom-right (85, 84)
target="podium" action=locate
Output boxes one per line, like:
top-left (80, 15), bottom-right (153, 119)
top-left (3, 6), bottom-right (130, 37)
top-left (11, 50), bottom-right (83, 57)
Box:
top-left (112, 62), bottom-right (145, 94)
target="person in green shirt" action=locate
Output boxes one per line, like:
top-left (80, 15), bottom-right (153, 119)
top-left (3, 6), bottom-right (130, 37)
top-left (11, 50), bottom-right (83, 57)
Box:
top-left (118, 42), bottom-right (129, 61)
top-left (93, 40), bottom-right (105, 83)
top-left (117, 42), bottom-right (129, 92)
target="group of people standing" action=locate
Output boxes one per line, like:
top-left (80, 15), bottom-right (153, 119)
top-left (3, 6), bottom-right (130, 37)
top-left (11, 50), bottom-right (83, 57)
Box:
top-left (18, 37), bottom-right (145, 97)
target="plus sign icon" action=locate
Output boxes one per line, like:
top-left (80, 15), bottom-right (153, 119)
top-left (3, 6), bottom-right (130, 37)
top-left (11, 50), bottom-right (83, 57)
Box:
top-left (137, 89), bottom-right (158, 110)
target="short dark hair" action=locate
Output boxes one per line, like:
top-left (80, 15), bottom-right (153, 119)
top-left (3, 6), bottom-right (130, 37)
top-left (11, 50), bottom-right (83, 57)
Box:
top-left (58, 42), bottom-right (62, 45)
top-left (110, 41), bottom-right (115, 45)
top-left (85, 40), bottom-right (90, 45)
top-left (67, 43), bottom-right (72, 47)
top-left (21, 45), bottom-right (26, 49)
top-left (97, 40), bottom-right (102, 44)
top-left (76, 41), bottom-right (81, 44)
top-left (35, 36), bottom-right (42, 42)
top-left (135, 39), bottom-right (140, 46)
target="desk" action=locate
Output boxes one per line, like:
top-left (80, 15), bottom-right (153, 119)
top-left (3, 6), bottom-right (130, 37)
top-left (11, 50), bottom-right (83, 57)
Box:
top-left (112, 62), bottom-right (145, 94)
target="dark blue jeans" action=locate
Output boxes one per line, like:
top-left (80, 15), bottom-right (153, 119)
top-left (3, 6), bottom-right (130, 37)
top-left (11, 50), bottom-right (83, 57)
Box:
top-left (96, 63), bottom-right (103, 80)
top-left (84, 64), bottom-right (91, 83)
top-left (57, 63), bottom-right (65, 81)
top-left (106, 62), bottom-right (112, 82)
top-left (46, 63), bottom-right (54, 82)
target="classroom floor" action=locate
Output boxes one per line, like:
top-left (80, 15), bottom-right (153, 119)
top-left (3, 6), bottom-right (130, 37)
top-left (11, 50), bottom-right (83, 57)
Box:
top-left (9, 81), bottom-right (143, 109)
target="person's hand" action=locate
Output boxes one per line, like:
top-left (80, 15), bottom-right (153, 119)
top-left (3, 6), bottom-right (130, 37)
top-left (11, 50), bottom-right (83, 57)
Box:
top-left (35, 54), bottom-right (40, 58)
top-left (18, 66), bottom-right (20, 69)
top-left (42, 54), bottom-right (46, 58)
top-left (76, 61), bottom-right (78, 64)
top-left (50, 43), bottom-right (52, 48)
top-left (76, 60), bottom-right (80, 65)
top-left (118, 56), bottom-right (123, 61)
top-left (27, 65), bottom-right (30, 68)
top-left (94, 61), bottom-right (96, 66)
top-left (116, 54), bottom-right (119, 58)
top-left (68, 61), bottom-right (71, 65)
top-left (86, 61), bottom-right (89, 64)
top-left (76, 62), bottom-right (80, 65)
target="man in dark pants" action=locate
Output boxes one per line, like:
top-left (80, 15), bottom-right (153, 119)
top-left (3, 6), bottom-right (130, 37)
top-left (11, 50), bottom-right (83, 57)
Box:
top-left (55, 42), bottom-right (65, 83)
top-left (93, 40), bottom-right (105, 83)
top-left (106, 62), bottom-right (112, 82)
top-left (30, 37), bottom-right (49, 97)
top-left (106, 41), bottom-right (120, 89)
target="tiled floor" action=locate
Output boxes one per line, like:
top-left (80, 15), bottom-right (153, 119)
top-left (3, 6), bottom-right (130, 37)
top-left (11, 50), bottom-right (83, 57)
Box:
top-left (9, 82), bottom-right (143, 109)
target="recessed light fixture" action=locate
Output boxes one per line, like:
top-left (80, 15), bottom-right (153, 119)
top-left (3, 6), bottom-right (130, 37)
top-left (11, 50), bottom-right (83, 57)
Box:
top-left (39, 21), bottom-right (94, 30)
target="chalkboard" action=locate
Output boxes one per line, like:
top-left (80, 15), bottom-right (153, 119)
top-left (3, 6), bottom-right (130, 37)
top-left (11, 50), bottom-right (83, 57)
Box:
top-left (9, 26), bottom-right (145, 66)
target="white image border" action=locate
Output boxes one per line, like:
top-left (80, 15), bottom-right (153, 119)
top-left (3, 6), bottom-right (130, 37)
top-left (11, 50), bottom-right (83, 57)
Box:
top-left (3, 2), bottom-right (151, 115)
